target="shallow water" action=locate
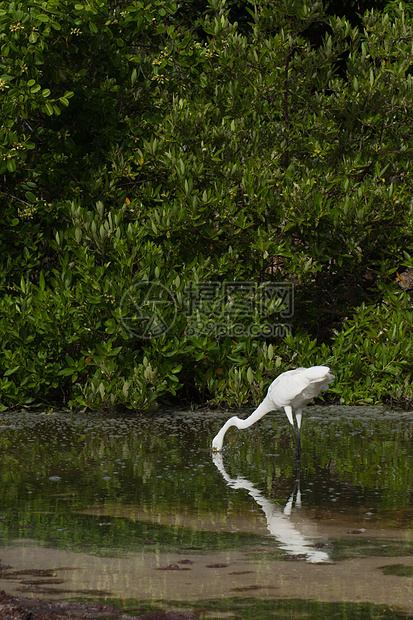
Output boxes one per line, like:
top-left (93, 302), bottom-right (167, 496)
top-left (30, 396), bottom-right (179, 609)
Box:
top-left (0, 406), bottom-right (412, 618)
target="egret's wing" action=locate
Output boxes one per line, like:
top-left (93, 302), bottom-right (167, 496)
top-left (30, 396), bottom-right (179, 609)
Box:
top-left (268, 367), bottom-right (333, 408)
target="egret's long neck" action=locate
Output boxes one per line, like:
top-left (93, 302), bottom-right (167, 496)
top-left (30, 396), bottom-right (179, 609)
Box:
top-left (212, 396), bottom-right (275, 451)
top-left (239, 395), bottom-right (275, 428)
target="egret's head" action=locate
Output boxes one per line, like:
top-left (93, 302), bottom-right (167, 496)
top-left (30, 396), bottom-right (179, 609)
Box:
top-left (212, 435), bottom-right (223, 452)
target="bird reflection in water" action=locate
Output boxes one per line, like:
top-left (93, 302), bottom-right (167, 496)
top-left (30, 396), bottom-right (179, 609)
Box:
top-left (212, 452), bottom-right (330, 563)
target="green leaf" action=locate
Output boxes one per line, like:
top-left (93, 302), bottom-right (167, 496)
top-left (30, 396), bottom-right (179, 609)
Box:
top-left (25, 191), bottom-right (36, 203)
top-left (4, 366), bottom-right (19, 377)
top-left (246, 367), bottom-right (254, 384)
top-left (6, 158), bottom-right (16, 172)
top-left (109, 346), bottom-right (123, 356)
top-left (59, 368), bottom-right (76, 376)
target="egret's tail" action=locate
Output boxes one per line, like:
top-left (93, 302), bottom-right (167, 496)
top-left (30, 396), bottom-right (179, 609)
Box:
top-left (304, 366), bottom-right (334, 385)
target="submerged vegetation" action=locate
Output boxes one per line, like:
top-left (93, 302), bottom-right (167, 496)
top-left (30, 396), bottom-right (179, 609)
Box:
top-left (1, 0), bottom-right (413, 411)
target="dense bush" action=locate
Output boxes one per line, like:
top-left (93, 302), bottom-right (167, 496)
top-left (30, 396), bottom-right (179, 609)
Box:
top-left (0, 0), bottom-right (412, 411)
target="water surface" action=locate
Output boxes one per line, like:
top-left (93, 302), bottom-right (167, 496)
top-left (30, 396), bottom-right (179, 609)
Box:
top-left (0, 406), bottom-right (412, 617)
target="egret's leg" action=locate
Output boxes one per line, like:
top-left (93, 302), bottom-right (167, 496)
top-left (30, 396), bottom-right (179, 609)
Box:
top-left (295, 408), bottom-right (302, 432)
top-left (295, 407), bottom-right (303, 444)
top-left (295, 437), bottom-right (301, 460)
top-left (284, 405), bottom-right (294, 426)
top-left (295, 408), bottom-right (303, 460)
top-left (284, 405), bottom-right (299, 447)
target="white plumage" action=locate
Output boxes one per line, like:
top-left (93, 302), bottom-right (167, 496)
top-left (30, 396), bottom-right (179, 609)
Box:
top-left (212, 366), bottom-right (334, 453)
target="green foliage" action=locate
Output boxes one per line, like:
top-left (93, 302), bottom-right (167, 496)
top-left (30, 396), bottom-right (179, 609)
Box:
top-left (330, 294), bottom-right (413, 404)
top-left (1, 0), bottom-right (413, 410)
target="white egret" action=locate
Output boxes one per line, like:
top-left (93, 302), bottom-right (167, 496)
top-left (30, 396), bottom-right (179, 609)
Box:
top-left (211, 366), bottom-right (334, 454)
